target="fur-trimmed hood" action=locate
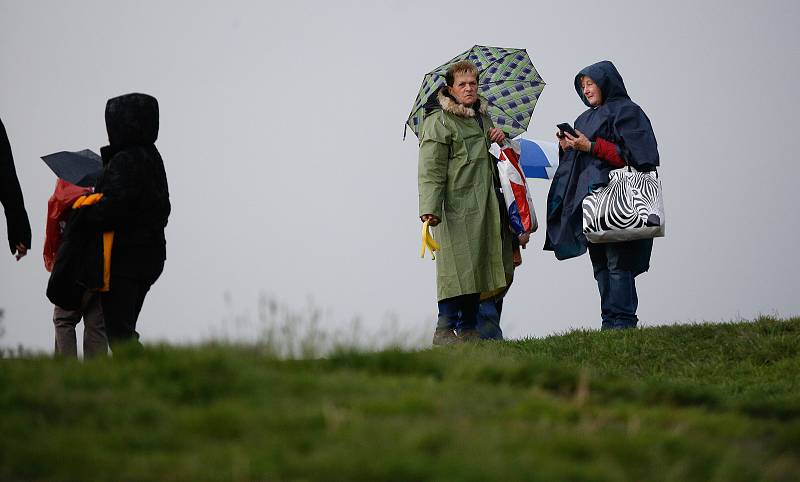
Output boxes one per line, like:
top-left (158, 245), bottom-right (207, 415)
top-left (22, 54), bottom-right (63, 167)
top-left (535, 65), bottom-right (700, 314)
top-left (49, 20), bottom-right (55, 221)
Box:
top-left (424, 88), bottom-right (488, 118)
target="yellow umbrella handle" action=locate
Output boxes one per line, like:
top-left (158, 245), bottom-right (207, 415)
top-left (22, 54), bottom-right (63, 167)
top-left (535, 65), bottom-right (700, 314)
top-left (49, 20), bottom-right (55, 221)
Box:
top-left (420, 219), bottom-right (441, 260)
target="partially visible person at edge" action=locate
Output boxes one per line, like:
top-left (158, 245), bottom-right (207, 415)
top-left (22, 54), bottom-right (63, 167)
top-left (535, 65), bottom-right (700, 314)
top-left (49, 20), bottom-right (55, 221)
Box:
top-left (80, 93), bottom-right (170, 349)
top-left (45, 179), bottom-right (108, 358)
top-left (478, 142), bottom-right (533, 340)
top-left (546, 61), bottom-right (659, 330)
top-left (0, 116), bottom-right (31, 261)
top-left (418, 60), bottom-right (514, 345)
top-left (476, 236), bottom-right (524, 340)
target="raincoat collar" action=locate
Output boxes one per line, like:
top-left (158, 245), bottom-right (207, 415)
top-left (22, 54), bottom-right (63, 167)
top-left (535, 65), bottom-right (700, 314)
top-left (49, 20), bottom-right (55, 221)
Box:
top-left (574, 61), bottom-right (630, 108)
top-left (100, 142), bottom-right (158, 166)
top-left (431, 88), bottom-right (488, 118)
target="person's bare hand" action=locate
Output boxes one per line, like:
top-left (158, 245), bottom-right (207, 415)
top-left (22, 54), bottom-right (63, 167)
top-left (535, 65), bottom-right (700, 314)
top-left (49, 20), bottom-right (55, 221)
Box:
top-left (518, 231), bottom-right (531, 247)
top-left (488, 128), bottom-right (506, 145)
top-left (563, 129), bottom-right (591, 152)
top-left (14, 243), bottom-right (28, 261)
top-left (513, 247), bottom-right (522, 267)
top-left (421, 214), bottom-right (441, 226)
top-left (557, 131), bottom-right (570, 151)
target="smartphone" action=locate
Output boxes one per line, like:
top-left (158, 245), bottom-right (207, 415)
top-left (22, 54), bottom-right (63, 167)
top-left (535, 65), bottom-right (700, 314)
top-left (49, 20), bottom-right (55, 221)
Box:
top-left (557, 123), bottom-right (578, 137)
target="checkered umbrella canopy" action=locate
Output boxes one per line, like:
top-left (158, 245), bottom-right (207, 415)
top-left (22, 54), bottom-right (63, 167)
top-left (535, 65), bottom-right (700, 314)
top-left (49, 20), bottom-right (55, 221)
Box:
top-left (406, 45), bottom-right (545, 140)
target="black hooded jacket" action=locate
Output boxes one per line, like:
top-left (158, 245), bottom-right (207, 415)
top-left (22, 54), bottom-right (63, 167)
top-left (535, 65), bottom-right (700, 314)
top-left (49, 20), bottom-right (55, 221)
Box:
top-left (83, 93), bottom-right (170, 278)
top-left (545, 61), bottom-right (659, 262)
top-left (0, 117), bottom-right (31, 254)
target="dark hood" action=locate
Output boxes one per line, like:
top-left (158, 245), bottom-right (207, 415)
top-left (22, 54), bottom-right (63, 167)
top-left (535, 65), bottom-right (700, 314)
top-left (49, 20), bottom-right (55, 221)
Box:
top-left (574, 61), bottom-right (629, 107)
top-left (105, 93), bottom-right (159, 147)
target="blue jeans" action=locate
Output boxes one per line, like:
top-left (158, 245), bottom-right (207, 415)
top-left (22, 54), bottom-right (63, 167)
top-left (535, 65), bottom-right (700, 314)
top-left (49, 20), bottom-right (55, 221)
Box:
top-left (589, 243), bottom-right (639, 330)
top-left (476, 299), bottom-right (504, 340)
top-left (437, 293), bottom-right (480, 334)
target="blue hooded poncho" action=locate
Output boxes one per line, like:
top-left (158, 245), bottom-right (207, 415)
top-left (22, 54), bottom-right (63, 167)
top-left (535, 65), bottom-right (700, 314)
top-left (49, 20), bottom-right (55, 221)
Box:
top-left (544, 61), bottom-right (659, 269)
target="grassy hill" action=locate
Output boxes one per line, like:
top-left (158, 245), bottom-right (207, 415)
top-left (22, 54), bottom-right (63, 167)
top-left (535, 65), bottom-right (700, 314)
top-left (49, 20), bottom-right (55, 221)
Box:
top-left (1, 317), bottom-right (799, 481)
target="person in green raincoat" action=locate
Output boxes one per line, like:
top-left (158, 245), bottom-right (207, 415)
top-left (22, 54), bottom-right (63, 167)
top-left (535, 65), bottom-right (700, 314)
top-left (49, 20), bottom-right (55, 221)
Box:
top-left (418, 60), bottom-right (514, 345)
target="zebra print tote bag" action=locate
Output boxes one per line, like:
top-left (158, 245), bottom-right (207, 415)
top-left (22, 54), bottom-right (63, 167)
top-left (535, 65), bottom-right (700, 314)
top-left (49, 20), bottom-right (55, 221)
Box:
top-left (582, 166), bottom-right (665, 243)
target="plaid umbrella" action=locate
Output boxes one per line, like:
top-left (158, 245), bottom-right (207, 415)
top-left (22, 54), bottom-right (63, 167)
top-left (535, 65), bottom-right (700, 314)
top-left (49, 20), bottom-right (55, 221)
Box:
top-left (406, 45), bottom-right (545, 140)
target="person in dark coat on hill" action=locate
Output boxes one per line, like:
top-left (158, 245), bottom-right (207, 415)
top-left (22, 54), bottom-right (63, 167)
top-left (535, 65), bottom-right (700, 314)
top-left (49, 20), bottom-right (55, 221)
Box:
top-left (0, 117), bottom-right (31, 261)
top-left (545, 61), bottom-right (659, 330)
top-left (80, 93), bottom-right (170, 348)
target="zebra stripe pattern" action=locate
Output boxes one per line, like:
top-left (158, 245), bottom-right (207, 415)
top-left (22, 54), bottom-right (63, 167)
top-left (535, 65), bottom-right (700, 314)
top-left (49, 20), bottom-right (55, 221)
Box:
top-left (582, 167), bottom-right (665, 243)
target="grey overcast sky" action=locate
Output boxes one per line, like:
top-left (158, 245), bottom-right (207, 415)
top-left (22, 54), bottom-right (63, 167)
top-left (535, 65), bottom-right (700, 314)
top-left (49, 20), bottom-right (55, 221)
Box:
top-left (1, 0), bottom-right (798, 351)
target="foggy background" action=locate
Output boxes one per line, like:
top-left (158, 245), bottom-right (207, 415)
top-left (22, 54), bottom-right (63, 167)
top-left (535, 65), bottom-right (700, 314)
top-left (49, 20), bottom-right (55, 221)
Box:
top-left (1, 0), bottom-right (798, 352)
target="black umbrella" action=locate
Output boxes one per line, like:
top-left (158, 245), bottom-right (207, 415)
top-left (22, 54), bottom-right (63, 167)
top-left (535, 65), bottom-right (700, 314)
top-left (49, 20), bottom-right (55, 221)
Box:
top-left (41, 149), bottom-right (103, 187)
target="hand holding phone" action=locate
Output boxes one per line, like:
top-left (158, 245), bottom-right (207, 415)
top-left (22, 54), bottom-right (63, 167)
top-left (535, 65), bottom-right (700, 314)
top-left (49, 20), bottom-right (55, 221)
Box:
top-left (557, 123), bottom-right (578, 137)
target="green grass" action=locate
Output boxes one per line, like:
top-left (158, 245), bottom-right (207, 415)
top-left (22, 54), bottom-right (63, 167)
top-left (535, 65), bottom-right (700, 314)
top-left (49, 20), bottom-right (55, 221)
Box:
top-left (2, 317), bottom-right (799, 481)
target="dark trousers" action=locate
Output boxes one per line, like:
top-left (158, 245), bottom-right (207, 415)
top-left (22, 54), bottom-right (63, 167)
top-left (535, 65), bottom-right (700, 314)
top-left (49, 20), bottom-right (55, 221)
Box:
top-left (589, 243), bottom-right (639, 329)
top-left (101, 275), bottom-right (156, 349)
top-left (477, 298), bottom-right (504, 340)
top-left (437, 293), bottom-right (480, 334)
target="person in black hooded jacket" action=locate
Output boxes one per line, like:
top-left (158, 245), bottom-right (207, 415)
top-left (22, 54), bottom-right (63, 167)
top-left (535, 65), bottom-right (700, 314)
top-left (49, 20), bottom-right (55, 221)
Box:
top-left (546, 61), bottom-right (659, 330)
top-left (81, 93), bottom-right (170, 348)
top-left (0, 117), bottom-right (31, 261)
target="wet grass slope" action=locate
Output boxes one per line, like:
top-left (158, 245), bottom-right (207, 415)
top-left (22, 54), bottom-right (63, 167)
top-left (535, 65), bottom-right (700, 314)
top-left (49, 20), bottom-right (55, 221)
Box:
top-left (1, 317), bottom-right (799, 481)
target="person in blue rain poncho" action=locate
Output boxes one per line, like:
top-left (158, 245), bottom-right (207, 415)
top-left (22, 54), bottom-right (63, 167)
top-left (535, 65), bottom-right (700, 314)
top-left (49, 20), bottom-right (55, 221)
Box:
top-left (545, 61), bottom-right (660, 330)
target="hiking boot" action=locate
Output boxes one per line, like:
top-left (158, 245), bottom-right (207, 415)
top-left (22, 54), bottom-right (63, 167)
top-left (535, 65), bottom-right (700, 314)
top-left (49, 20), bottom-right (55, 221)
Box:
top-left (458, 329), bottom-right (481, 342)
top-left (603, 320), bottom-right (637, 330)
top-left (432, 328), bottom-right (460, 346)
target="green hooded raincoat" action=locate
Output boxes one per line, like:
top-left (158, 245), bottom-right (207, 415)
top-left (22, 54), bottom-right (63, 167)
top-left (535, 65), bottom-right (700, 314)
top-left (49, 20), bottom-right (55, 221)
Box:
top-left (418, 89), bottom-right (512, 301)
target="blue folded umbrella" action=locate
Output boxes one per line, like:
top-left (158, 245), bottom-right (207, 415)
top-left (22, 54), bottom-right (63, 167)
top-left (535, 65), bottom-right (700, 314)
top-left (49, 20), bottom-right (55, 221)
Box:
top-left (517, 139), bottom-right (558, 179)
top-left (41, 149), bottom-right (103, 187)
